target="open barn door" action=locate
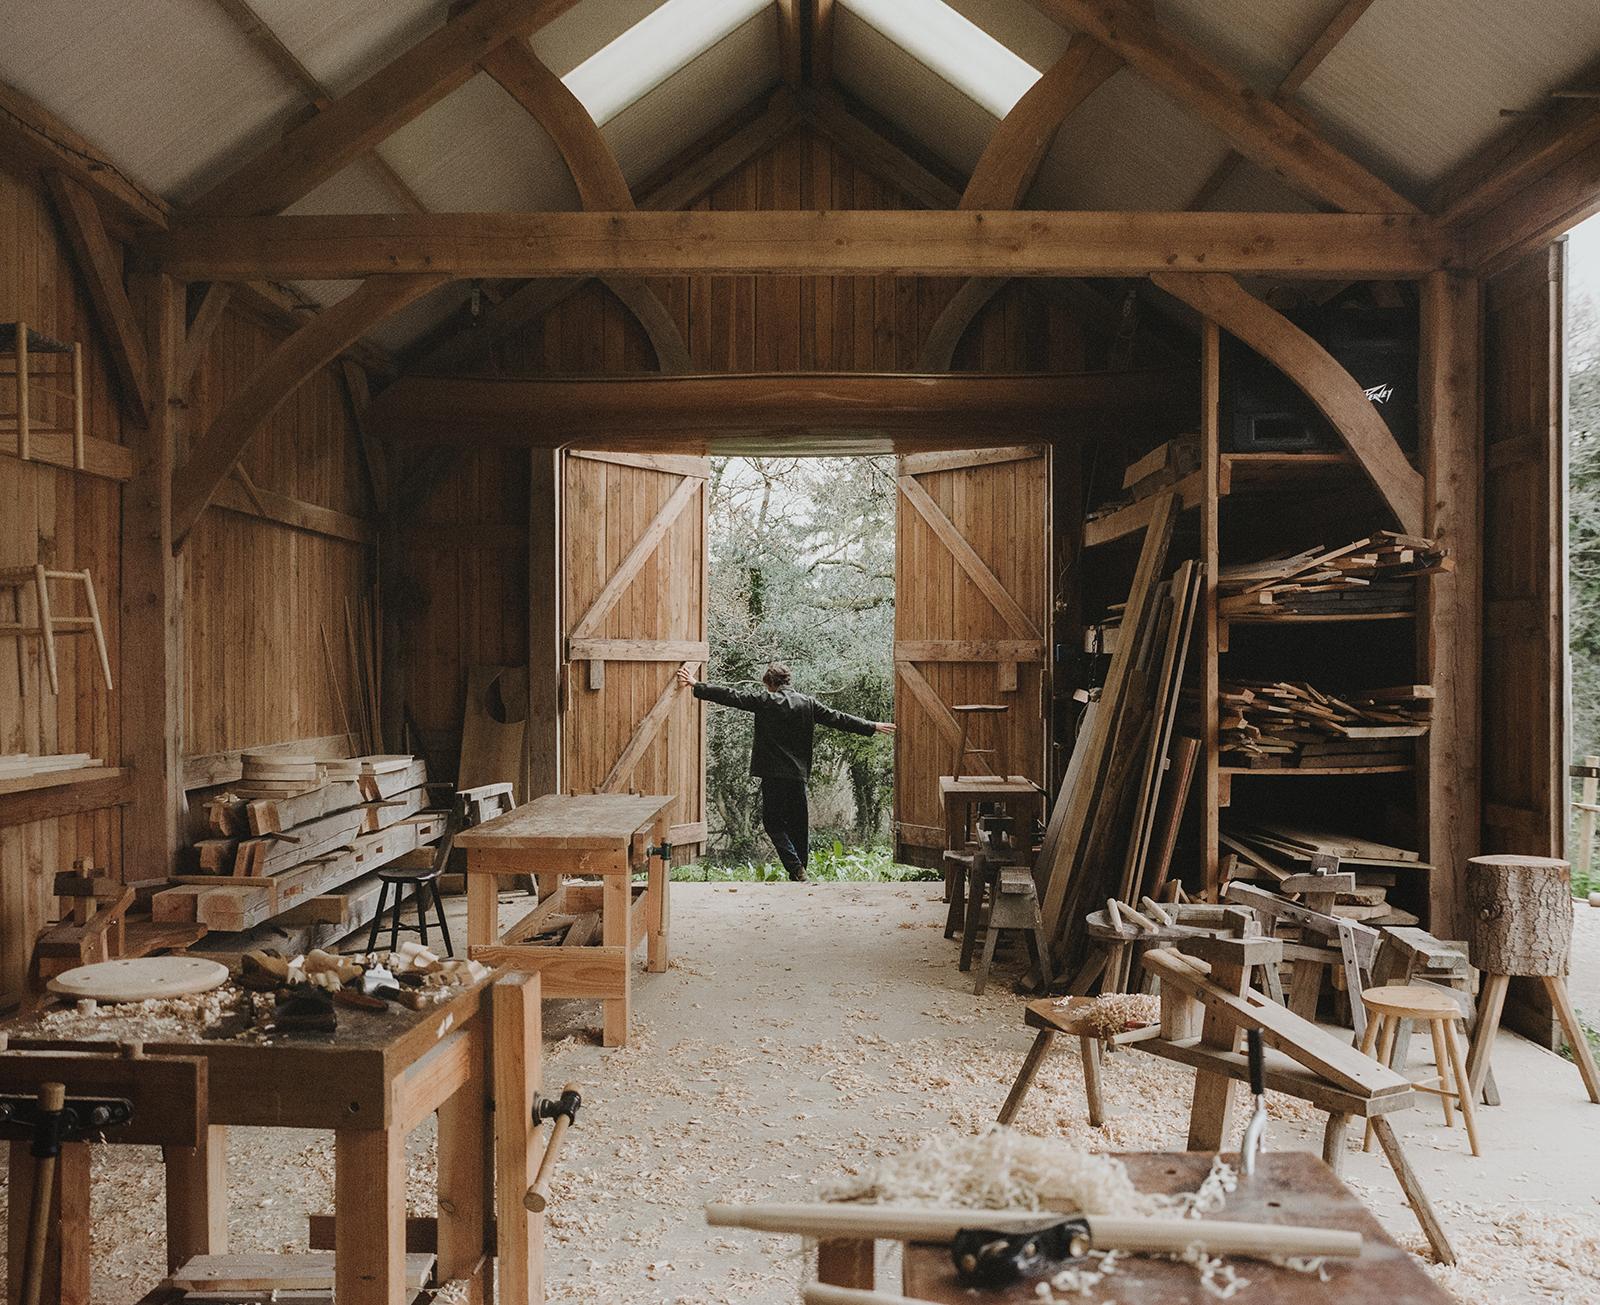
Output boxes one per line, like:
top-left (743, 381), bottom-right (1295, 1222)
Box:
top-left (562, 450), bottom-right (709, 855)
top-left (893, 447), bottom-right (1050, 863)
top-left (1481, 245), bottom-right (1567, 1046)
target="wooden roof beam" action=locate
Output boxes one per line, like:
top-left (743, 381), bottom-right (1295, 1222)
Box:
top-left (146, 210), bottom-right (1451, 281)
top-left (1457, 132), bottom-right (1600, 275)
top-left (365, 370), bottom-right (1193, 446)
top-left (1188, 0), bottom-right (1380, 210)
top-left (171, 274), bottom-right (449, 549)
top-left (799, 87), bottom-right (963, 209)
top-left (45, 172), bottom-right (155, 422)
top-left (1151, 271), bottom-right (1423, 532)
top-left (1024, 0), bottom-right (1416, 213)
top-left (190, 0), bottom-right (578, 217)
top-left (921, 35), bottom-right (1123, 369)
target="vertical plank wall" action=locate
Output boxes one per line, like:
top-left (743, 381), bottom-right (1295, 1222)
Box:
top-left (403, 125), bottom-right (1114, 776)
top-left (180, 303), bottom-right (374, 759)
top-left (0, 168), bottom-right (125, 996)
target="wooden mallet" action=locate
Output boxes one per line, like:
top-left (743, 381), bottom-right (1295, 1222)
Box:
top-left (523, 1082), bottom-right (582, 1212)
top-left (21, 1082), bottom-right (67, 1305)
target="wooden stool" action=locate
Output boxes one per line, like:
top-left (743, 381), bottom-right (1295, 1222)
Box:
top-left (367, 867), bottom-right (453, 955)
top-left (1462, 854), bottom-right (1600, 1106)
top-left (0, 565), bottom-right (112, 694)
top-left (997, 997), bottom-right (1156, 1127)
top-left (971, 867), bottom-right (1053, 996)
top-left (950, 704), bottom-right (1008, 780)
top-left (1359, 985), bottom-right (1479, 1157)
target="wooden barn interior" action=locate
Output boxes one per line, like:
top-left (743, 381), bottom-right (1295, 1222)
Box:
top-left (2, 0), bottom-right (1599, 1302)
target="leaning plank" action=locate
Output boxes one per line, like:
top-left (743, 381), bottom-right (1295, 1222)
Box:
top-left (1149, 272), bottom-right (1424, 534)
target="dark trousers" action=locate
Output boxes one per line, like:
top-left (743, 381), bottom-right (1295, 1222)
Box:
top-left (760, 778), bottom-right (810, 880)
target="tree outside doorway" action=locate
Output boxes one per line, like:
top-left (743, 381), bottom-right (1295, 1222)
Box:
top-left (680, 455), bottom-right (928, 882)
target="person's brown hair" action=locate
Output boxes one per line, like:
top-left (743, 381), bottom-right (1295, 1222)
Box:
top-left (762, 662), bottom-right (792, 690)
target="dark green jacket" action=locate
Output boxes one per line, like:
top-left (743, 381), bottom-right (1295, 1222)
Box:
top-left (693, 682), bottom-right (875, 780)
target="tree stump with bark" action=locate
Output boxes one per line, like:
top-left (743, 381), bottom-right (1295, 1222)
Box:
top-left (1464, 854), bottom-right (1572, 977)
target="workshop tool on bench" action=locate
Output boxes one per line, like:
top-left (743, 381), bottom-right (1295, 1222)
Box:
top-left (523, 1081), bottom-right (582, 1212)
top-left (707, 1202), bottom-right (1361, 1269)
top-left (3, 1079), bottom-right (134, 1305)
top-left (1241, 1028), bottom-right (1267, 1179)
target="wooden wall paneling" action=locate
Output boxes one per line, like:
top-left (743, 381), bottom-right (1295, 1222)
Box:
top-left (1481, 245), bottom-right (1565, 1046)
top-left (1200, 321), bottom-right (1221, 898)
top-left (0, 169), bottom-right (128, 1000)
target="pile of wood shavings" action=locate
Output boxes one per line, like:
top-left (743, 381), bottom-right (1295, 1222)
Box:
top-left (33, 988), bottom-right (242, 1040)
top-left (1061, 992), bottom-right (1162, 1041)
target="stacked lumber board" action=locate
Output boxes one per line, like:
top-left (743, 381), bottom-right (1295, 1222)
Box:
top-left (1086, 436), bottom-right (1200, 523)
top-left (1220, 823), bottom-right (1427, 925)
top-left (1215, 680), bottom-right (1431, 769)
top-left (1218, 532), bottom-right (1449, 620)
top-left (1037, 493), bottom-right (1204, 973)
top-left (158, 754), bottom-right (440, 933)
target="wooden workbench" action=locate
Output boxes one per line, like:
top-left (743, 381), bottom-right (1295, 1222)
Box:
top-left (3, 971), bottom-right (547, 1305)
top-left (891, 1152), bottom-right (1453, 1303)
top-left (454, 793), bottom-right (673, 1047)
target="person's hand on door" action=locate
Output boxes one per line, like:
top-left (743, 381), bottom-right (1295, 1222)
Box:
top-left (874, 721), bottom-right (896, 734)
top-left (676, 665), bottom-right (699, 689)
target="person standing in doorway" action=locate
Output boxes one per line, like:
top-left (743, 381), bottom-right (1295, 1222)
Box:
top-left (677, 662), bottom-right (894, 881)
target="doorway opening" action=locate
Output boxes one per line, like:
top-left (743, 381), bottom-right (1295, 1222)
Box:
top-left (1570, 215), bottom-right (1600, 900)
top-left (686, 454), bottom-right (916, 882)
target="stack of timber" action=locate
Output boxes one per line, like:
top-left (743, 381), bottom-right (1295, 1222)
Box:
top-left (1213, 681), bottom-right (1431, 769)
top-left (1218, 533), bottom-right (1449, 621)
top-left (1220, 823), bottom-right (1427, 925)
top-left (1086, 436), bottom-right (1200, 524)
top-left (155, 754), bottom-right (441, 934)
top-left (1037, 492), bottom-right (1204, 974)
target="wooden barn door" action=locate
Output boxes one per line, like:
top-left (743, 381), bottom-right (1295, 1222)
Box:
top-left (1482, 246), bottom-right (1566, 861)
top-left (893, 446), bottom-right (1050, 863)
top-left (562, 450), bottom-right (709, 852)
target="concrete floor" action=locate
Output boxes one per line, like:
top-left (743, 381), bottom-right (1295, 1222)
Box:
top-left (6, 884), bottom-right (1599, 1304)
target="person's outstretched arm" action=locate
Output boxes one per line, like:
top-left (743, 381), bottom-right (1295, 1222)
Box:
top-left (676, 664), bottom-right (766, 711)
top-left (813, 700), bottom-right (895, 737)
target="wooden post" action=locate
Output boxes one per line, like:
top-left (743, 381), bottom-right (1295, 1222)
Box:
top-left (1575, 755), bottom-right (1598, 880)
top-left (1418, 271), bottom-right (1483, 938)
top-left (1200, 320), bottom-right (1221, 899)
top-left (528, 449), bottom-right (561, 799)
top-left (122, 274), bottom-right (185, 879)
top-left (162, 1125), bottom-right (228, 1270)
top-left (436, 1023), bottom-right (491, 1303)
top-left (335, 1127), bottom-right (406, 1305)
top-left (602, 871), bottom-right (631, 1046)
top-left (493, 972), bottom-right (544, 1305)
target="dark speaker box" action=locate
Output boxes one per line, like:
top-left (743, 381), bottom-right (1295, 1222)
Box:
top-left (1222, 306), bottom-right (1418, 454)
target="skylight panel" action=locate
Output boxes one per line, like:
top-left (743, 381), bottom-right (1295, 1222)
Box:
top-left (563, 0), bottom-right (770, 127)
top-left (842, 0), bottom-right (1041, 119)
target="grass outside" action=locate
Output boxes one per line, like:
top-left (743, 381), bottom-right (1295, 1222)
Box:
top-left (671, 841), bottom-right (938, 883)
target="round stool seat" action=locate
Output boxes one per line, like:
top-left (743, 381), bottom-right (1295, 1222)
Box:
top-left (377, 865), bottom-right (440, 884)
top-left (1360, 983), bottom-right (1464, 1022)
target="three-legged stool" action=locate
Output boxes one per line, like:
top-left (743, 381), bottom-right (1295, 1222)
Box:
top-left (1360, 985), bottom-right (1480, 1157)
top-left (997, 997), bottom-right (1156, 1128)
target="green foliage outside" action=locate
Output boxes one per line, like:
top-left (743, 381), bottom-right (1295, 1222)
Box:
top-left (698, 456), bottom-right (898, 865)
top-left (1572, 287), bottom-right (1600, 897)
top-left (672, 842), bottom-right (938, 883)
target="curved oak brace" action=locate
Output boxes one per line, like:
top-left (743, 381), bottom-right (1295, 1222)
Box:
top-left (920, 39), bottom-right (1121, 370)
top-left (480, 40), bottom-right (689, 372)
top-left (1150, 271), bottom-right (1423, 534)
top-left (170, 274), bottom-right (450, 550)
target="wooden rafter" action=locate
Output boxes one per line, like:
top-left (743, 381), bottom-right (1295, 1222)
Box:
top-left (171, 274), bottom-right (449, 549)
top-left (920, 36), bottom-right (1122, 369)
top-left (1457, 133), bottom-right (1600, 274)
top-left (190, 0), bottom-right (577, 217)
top-left (479, 39), bottom-right (689, 372)
top-left (176, 283), bottom-right (235, 390)
top-left (45, 172), bottom-right (154, 422)
top-left (1150, 271), bottom-right (1424, 533)
top-left (412, 89), bottom-right (804, 373)
top-left (1188, 0), bottom-right (1380, 210)
top-left (811, 0), bottom-right (837, 86)
top-left (799, 88), bottom-right (963, 209)
top-left (777, 0), bottom-right (804, 88)
top-left (338, 358), bottom-right (390, 517)
top-left (366, 371), bottom-right (1187, 445)
top-left (1025, 0), bottom-right (1416, 213)
top-left (203, 0), bottom-right (427, 214)
top-left (147, 210), bottom-right (1445, 281)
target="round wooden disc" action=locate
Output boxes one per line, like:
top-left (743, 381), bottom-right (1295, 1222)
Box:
top-left (48, 957), bottom-right (229, 1003)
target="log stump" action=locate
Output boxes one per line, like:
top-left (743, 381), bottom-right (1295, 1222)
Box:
top-left (1464, 855), bottom-right (1572, 978)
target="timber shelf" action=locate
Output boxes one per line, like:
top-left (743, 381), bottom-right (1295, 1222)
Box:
top-left (1218, 450), bottom-right (1358, 496)
top-left (0, 764), bottom-right (126, 797)
top-left (1222, 609), bottom-right (1413, 627)
top-left (1219, 763), bottom-right (1415, 776)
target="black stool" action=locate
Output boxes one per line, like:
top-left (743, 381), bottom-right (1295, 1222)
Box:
top-left (367, 867), bottom-right (453, 955)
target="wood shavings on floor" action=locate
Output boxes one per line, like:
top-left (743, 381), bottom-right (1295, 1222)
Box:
top-left (3, 883), bottom-right (1598, 1304)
